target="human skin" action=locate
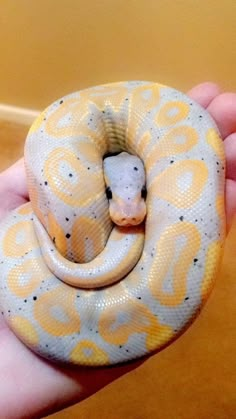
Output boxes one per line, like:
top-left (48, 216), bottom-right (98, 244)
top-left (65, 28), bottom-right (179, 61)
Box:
top-left (0, 82), bottom-right (236, 418)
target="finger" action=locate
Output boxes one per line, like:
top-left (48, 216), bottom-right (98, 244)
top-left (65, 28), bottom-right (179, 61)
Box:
top-left (224, 133), bottom-right (236, 181)
top-left (0, 158), bottom-right (29, 220)
top-left (224, 133), bottom-right (236, 230)
top-left (0, 327), bottom-right (83, 418)
top-left (0, 322), bottom-right (142, 418)
top-left (187, 82), bottom-right (221, 108)
top-left (225, 178), bottom-right (236, 232)
top-left (1, 158), bottom-right (28, 199)
top-left (207, 93), bottom-right (236, 139)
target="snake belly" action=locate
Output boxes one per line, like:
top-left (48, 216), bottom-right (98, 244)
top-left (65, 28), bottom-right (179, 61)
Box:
top-left (0, 81), bottom-right (225, 366)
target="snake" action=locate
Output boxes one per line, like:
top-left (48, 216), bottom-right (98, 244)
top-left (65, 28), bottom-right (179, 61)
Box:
top-left (0, 81), bottom-right (225, 366)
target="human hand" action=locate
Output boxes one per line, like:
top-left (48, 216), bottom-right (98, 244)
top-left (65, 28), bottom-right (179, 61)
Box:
top-left (0, 82), bottom-right (235, 419)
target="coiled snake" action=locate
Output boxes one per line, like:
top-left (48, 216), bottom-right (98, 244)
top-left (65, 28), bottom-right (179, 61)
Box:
top-left (0, 81), bottom-right (225, 366)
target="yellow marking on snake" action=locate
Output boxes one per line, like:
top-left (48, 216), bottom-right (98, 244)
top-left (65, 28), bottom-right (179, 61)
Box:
top-left (7, 258), bottom-right (50, 298)
top-left (0, 81), bottom-right (225, 366)
top-left (70, 340), bottom-right (109, 366)
top-left (9, 316), bottom-right (39, 347)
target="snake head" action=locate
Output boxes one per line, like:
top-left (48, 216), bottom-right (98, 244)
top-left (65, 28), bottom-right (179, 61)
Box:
top-left (103, 152), bottom-right (147, 226)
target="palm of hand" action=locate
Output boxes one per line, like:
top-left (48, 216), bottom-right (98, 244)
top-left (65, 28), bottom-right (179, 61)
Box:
top-left (0, 83), bottom-right (235, 418)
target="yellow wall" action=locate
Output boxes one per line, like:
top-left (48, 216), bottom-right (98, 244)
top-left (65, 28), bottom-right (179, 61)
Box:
top-left (0, 1), bottom-right (235, 418)
top-left (0, 0), bottom-right (235, 110)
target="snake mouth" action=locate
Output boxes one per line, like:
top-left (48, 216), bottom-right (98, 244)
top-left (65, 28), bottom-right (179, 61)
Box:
top-left (113, 218), bottom-right (144, 228)
top-left (111, 214), bottom-right (146, 227)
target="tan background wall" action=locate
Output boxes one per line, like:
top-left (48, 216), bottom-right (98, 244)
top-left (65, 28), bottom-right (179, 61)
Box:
top-left (0, 0), bottom-right (235, 110)
top-left (0, 1), bottom-right (235, 418)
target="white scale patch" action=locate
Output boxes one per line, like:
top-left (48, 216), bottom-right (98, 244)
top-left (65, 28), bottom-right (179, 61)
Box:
top-left (110, 311), bottom-right (130, 331)
top-left (83, 347), bottom-right (94, 357)
top-left (18, 272), bottom-right (32, 287)
top-left (84, 237), bottom-right (94, 261)
top-left (166, 107), bottom-right (181, 118)
top-left (57, 112), bottom-right (73, 127)
top-left (16, 230), bottom-right (26, 245)
top-left (58, 161), bottom-right (78, 184)
top-left (173, 133), bottom-right (189, 144)
top-left (141, 89), bottom-right (152, 100)
top-left (50, 305), bottom-right (70, 323)
top-left (177, 171), bottom-right (194, 193)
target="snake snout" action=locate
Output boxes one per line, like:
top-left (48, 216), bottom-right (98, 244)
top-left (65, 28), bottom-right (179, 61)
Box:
top-left (110, 202), bottom-right (146, 227)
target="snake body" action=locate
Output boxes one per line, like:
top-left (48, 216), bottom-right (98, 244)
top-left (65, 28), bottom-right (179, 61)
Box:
top-left (0, 81), bottom-right (225, 366)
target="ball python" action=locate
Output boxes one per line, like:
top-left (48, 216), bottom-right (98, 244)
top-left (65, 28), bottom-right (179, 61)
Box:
top-left (0, 81), bottom-right (225, 366)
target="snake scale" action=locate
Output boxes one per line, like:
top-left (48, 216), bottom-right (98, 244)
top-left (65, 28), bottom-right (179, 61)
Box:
top-left (0, 81), bottom-right (225, 366)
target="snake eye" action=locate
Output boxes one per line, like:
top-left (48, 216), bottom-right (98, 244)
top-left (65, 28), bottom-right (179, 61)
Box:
top-left (105, 186), bottom-right (113, 200)
top-left (141, 185), bottom-right (147, 200)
